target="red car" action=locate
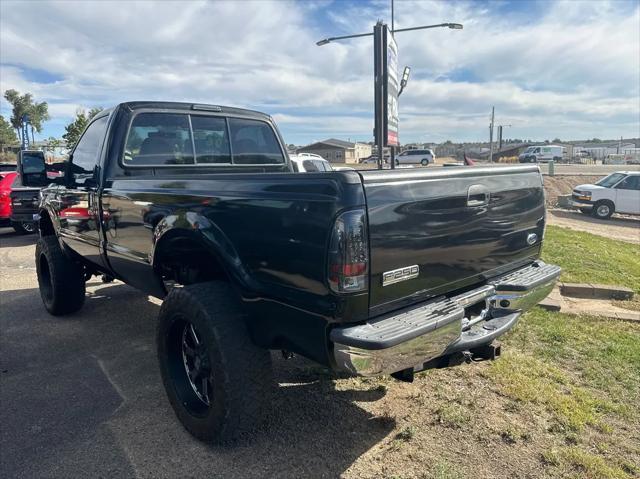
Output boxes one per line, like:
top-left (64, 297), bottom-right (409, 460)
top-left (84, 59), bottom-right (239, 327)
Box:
top-left (0, 171), bottom-right (17, 226)
top-left (0, 171), bottom-right (37, 234)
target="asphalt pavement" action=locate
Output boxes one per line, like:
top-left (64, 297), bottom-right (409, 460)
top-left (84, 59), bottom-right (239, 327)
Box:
top-left (0, 228), bottom-right (392, 479)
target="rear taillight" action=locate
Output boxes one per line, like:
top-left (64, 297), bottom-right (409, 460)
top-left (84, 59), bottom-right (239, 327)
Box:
top-left (328, 209), bottom-right (368, 293)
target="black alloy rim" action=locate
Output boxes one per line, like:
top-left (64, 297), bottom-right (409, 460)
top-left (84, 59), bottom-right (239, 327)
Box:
top-left (180, 322), bottom-right (213, 407)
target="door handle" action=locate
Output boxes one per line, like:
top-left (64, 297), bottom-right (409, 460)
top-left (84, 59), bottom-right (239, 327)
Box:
top-left (467, 184), bottom-right (490, 207)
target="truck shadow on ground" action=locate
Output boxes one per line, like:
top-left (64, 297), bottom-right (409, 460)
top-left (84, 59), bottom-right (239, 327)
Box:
top-left (0, 280), bottom-right (394, 478)
top-left (0, 227), bottom-right (38, 247)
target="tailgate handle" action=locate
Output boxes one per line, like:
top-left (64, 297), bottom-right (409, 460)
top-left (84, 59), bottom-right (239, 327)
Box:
top-left (467, 184), bottom-right (490, 207)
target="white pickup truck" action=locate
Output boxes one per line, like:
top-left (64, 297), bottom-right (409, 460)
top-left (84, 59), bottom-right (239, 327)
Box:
top-left (571, 171), bottom-right (640, 219)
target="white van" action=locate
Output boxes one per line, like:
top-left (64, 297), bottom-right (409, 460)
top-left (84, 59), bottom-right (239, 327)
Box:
top-left (570, 171), bottom-right (640, 219)
top-left (395, 149), bottom-right (435, 166)
top-left (519, 145), bottom-right (566, 163)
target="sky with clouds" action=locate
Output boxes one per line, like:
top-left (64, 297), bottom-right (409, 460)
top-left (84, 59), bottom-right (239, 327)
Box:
top-left (0, 0), bottom-right (638, 145)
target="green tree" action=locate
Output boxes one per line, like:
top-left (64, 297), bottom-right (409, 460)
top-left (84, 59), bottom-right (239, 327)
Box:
top-left (0, 115), bottom-right (19, 151)
top-left (62, 107), bottom-right (103, 150)
top-left (45, 136), bottom-right (62, 150)
top-left (3, 89), bottom-right (50, 144)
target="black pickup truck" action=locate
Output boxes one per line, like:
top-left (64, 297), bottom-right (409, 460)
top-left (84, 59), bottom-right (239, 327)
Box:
top-left (22, 101), bottom-right (560, 442)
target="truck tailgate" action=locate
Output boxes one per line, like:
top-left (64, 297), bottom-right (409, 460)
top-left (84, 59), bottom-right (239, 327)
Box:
top-left (10, 188), bottom-right (40, 217)
top-left (360, 165), bottom-right (545, 315)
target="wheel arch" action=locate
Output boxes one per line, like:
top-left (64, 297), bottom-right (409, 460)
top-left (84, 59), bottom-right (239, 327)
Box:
top-left (151, 219), bottom-right (251, 292)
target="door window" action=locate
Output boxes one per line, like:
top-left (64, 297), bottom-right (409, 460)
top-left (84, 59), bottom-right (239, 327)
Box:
top-left (71, 116), bottom-right (109, 181)
top-left (616, 175), bottom-right (640, 190)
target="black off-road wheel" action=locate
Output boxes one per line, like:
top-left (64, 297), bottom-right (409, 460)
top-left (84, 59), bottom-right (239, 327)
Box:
top-left (157, 281), bottom-right (273, 443)
top-left (592, 200), bottom-right (614, 220)
top-left (35, 236), bottom-right (86, 315)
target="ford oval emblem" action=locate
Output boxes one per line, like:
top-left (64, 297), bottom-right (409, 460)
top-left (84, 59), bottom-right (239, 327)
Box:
top-left (526, 233), bottom-right (538, 245)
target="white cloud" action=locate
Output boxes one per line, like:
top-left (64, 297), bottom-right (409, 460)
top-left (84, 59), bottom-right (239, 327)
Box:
top-left (0, 0), bottom-right (638, 144)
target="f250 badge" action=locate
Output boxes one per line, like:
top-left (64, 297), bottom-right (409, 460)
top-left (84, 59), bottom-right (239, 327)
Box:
top-left (382, 265), bottom-right (419, 286)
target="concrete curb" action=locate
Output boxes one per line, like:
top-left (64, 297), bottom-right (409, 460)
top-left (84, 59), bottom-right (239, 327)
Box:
top-left (538, 298), bottom-right (562, 312)
top-left (559, 282), bottom-right (634, 300)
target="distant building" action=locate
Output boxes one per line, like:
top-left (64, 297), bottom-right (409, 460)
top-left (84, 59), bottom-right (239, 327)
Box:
top-left (574, 143), bottom-right (636, 160)
top-left (297, 139), bottom-right (372, 164)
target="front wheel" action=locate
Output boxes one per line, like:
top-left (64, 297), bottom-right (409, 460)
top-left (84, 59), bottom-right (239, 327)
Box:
top-left (12, 221), bottom-right (36, 235)
top-left (421, 159), bottom-right (429, 166)
top-left (157, 282), bottom-right (273, 443)
top-left (35, 236), bottom-right (86, 315)
top-left (592, 201), bottom-right (614, 220)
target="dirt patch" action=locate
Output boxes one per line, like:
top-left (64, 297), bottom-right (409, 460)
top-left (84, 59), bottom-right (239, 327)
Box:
top-left (546, 209), bottom-right (640, 244)
top-left (543, 175), bottom-right (601, 206)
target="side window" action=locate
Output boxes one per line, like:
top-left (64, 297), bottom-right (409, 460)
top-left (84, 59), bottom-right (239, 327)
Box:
top-left (302, 160), bottom-right (320, 172)
top-left (124, 113), bottom-right (193, 166)
top-left (191, 115), bottom-right (231, 164)
top-left (617, 176), bottom-right (640, 190)
top-left (228, 118), bottom-right (284, 164)
top-left (71, 116), bottom-right (109, 179)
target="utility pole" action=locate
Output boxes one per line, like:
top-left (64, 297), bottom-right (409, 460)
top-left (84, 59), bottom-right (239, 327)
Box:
top-left (488, 106), bottom-right (494, 163)
top-left (497, 124), bottom-right (511, 150)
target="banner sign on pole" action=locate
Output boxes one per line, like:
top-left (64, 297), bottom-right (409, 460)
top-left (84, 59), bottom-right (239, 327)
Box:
top-left (21, 114), bottom-right (30, 150)
top-left (384, 27), bottom-right (399, 146)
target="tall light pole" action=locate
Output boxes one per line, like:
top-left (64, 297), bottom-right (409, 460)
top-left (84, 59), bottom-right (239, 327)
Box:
top-left (317, 22), bottom-right (462, 169)
top-left (316, 23), bottom-right (463, 47)
top-left (488, 106), bottom-right (495, 163)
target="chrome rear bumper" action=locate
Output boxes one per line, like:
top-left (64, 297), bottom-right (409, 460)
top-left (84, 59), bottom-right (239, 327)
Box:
top-left (331, 261), bottom-right (560, 376)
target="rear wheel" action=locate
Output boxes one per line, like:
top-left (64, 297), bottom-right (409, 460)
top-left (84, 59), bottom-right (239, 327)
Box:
top-left (592, 201), bottom-right (614, 220)
top-left (12, 221), bottom-right (36, 235)
top-left (157, 281), bottom-right (272, 443)
top-left (35, 236), bottom-right (86, 315)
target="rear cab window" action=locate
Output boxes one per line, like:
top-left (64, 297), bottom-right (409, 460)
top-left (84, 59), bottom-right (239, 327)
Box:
top-left (123, 112), bottom-right (285, 167)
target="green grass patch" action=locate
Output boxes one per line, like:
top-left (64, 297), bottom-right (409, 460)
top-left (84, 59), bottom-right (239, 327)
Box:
top-left (487, 350), bottom-right (617, 432)
top-left (434, 402), bottom-right (471, 428)
top-left (542, 225), bottom-right (640, 293)
top-left (543, 446), bottom-right (633, 479)
top-left (508, 309), bottom-right (640, 402)
top-left (430, 460), bottom-right (465, 479)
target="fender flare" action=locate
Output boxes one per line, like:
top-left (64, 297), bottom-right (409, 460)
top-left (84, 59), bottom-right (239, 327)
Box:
top-left (150, 212), bottom-right (254, 292)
